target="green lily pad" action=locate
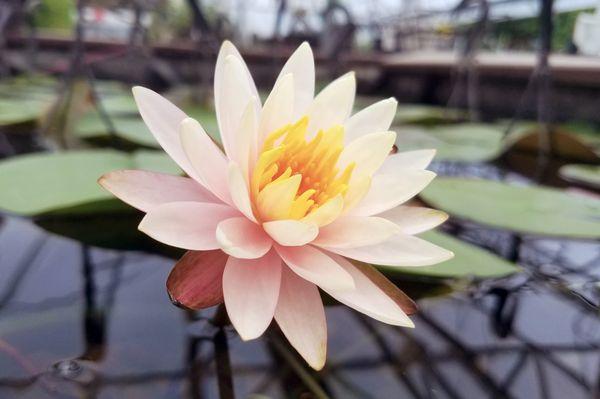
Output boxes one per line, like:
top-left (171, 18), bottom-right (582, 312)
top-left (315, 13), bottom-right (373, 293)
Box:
top-left (383, 230), bottom-right (519, 279)
top-left (100, 93), bottom-right (139, 115)
top-left (0, 98), bottom-right (52, 126)
top-left (394, 104), bottom-right (466, 125)
top-left (75, 111), bottom-right (158, 148)
top-left (396, 123), bottom-right (505, 162)
top-left (420, 177), bottom-right (600, 239)
top-left (559, 164), bottom-right (600, 188)
top-left (0, 149), bottom-right (180, 216)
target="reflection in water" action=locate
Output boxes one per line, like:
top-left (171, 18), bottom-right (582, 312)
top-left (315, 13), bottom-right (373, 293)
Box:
top-left (0, 197), bottom-right (599, 398)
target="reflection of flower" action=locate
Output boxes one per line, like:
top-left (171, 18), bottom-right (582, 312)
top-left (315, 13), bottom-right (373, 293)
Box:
top-left (99, 41), bottom-right (452, 370)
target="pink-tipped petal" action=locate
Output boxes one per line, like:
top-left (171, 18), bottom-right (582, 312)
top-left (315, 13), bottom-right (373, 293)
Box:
top-left (344, 98), bottom-right (397, 143)
top-left (223, 250), bottom-right (282, 340)
top-left (180, 118), bottom-right (232, 205)
top-left (216, 217), bottom-right (272, 259)
top-left (138, 202), bottom-right (239, 250)
top-left (306, 72), bottom-right (355, 137)
top-left (378, 149), bottom-right (436, 174)
top-left (262, 220), bottom-right (318, 246)
top-left (275, 266), bottom-right (327, 370)
top-left (323, 254), bottom-right (415, 326)
top-left (98, 170), bottom-right (220, 212)
top-left (313, 216), bottom-right (399, 249)
top-left (377, 206), bottom-right (448, 235)
top-left (350, 170), bottom-right (436, 216)
top-left (166, 250), bottom-right (227, 310)
top-left (275, 42), bottom-right (315, 117)
top-left (132, 86), bottom-right (202, 182)
top-left (275, 245), bottom-right (354, 290)
top-left (324, 233), bottom-right (454, 267)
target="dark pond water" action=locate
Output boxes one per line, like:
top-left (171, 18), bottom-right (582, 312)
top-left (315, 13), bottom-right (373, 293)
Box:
top-left (0, 162), bottom-right (599, 399)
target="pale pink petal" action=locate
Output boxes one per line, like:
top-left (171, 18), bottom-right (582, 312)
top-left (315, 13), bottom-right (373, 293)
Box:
top-left (275, 42), bottom-right (315, 118)
top-left (223, 250), bottom-right (282, 340)
top-left (216, 217), bottom-right (272, 259)
top-left (132, 86), bottom-right (201, 182)
top-left (344, 98), bottom-right (397, 143)
top-left (350, 170), bottom-right (436, 216)
top-left (377, 206), bottom-right (448, 235)
top-left (378, 149), bottom-right (436, 174)
top-left (324, 233), bottom-right (454, 267)
top-left (259, 73), bottom-right (294, 145)
top-left (322, 254), bottom-right (415, 326)
top-left (312, 216), bottom-right (399, 249)
top-left (262, 220), bottom-right (318, 246)
top-left (180, 118), bottom-right (232, 205)
top-left (236, 99), bottom-right (259, 179)
top-left (228, 163), bottom-right (257, 222)
top-left (215, 55), bottom-right (259, 161)
top-left (275, 245), bottom-right (354, 290)
top-left (98, 170), bottom-right (220, 212)
top-left (138, 202), bottom-right (239, 250)
top-left (338, 131), bottom-right (396, 178)
top-left (301, 195), bottom-right (344, 227)
top-left (274, 266), bottom-right (326, 370)
top-left (306, 72), bottom-right (355, 137)
top-left (166, 250), bottom-right (227, 309)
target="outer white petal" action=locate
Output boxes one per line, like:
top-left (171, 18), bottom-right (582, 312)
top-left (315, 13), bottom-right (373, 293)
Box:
top-left (323, 233), bottom-right (454, 267)
top-left (344, 98), bottom-right (397, 143)
top-left (216, 217), bottom-right (272, 259)
top-left (138, 202), bottom-right (240, 250)
top-left (236, 98), bottom-right (259, 179)
top-left (180, 118), bottom-right (232, 205)
top-left (262, 220), bottom-right (318, 246)
top-left (378, 149), bottom-right (437, 174)
top-left (350, 170), bottom-right (436, 216)
top-left (259, 73), bottom-right (294, 145)
top-left (274, 42), bottom-right (315, 118)
top-left (275, 266), bottom-right (326, 370)
top-left (313, 216), bottom-right (400, 249)
top-left (306, 72), bottom-right (356, 137)
top-left (377, 206), bottom-right (448, 235)
top-left (98, 170), bottom-right (220, 212)
top-left (131, 87), bottom-right (201, 182)
top-left (275, 245), bottom-right (355, 290)
top-left (322, 254), bottom-right (415, 327)
top-left (214, 41), bottom-right (259, 102)
top-left (228, 163), bottom-right (257, 222)
top-left (223, 250), bottom-right (281, 340)
top-left (338, 131), bottom-right (396, 178)
top-left (215, 55), bottom-right (259, 162)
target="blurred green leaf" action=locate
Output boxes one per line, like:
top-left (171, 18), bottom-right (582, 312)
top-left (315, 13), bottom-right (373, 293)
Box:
top-left (559, 164), bottom-right (600, 188)
top-left (396, 123), bottom-right (505, 162)
top-left (420, 178), bottom-right (600, 238)
top-left (0, 149), bottom-right (180, 216)
top-left (383, 230), bottom-right (519, 279)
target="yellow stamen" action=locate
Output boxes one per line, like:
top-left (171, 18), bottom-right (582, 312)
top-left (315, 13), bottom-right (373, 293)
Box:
top-left (251, 116), bottom-right (355, 221)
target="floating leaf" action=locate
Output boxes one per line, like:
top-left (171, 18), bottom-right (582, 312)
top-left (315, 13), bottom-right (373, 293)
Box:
top-left (394, 104), bottom-right (466, 125)
top-left (0, 149), bottom-right (180, 216)
top-left (380, 230), bottom-right (519, 279)
top-left (420, 177), bottom-right (600, 239)
top-left (396, 123), bottom-right (505, 162)
top-left (559, 164), bottom-right (600, 188)
top-left (75, 111), bottom-right (158, 148)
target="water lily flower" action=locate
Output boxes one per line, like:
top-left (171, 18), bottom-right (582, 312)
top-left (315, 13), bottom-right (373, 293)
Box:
top-left (99, 41), bottom-right (453, 370)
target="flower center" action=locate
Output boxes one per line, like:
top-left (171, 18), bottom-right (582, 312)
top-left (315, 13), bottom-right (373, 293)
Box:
top-left (251, 116), bottom-right (355, 221)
